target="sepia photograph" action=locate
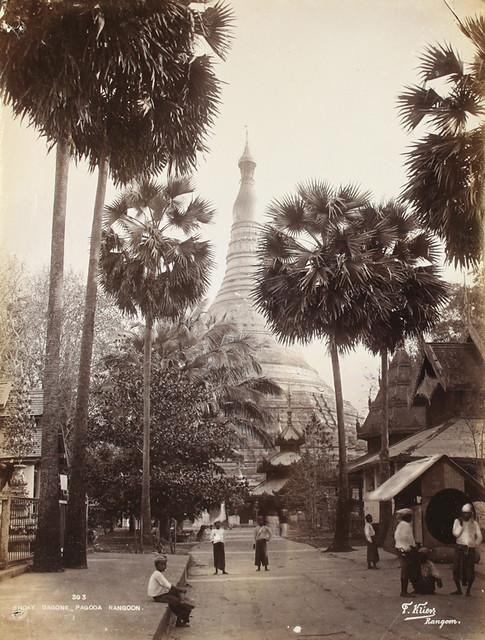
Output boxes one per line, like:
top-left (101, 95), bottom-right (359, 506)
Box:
top-left (0, 0), bottom-right (484, 638)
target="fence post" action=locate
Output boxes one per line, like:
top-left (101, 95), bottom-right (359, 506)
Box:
top-left (0, 496), bottom-right (11, 569)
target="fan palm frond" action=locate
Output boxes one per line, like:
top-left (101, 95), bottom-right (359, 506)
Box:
top-left (459, 15), bottom-right (485, 55)
top-left (397, 85), bottom-right (442, 131)
top-left (419, 43), bottom-right (463, 82)
top-left (196, 1), bottom-right (235, 61)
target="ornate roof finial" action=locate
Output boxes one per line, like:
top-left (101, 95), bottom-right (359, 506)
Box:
top-left (238, 126), bottom-right (256, 170)
top-left (286, 384), bottom-right (293, 429)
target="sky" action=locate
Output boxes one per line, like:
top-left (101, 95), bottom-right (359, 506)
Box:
top-left (0, 0), bottom-right (482, 414)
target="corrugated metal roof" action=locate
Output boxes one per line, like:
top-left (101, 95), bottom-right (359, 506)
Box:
top-left (348, 418), bottom-right (485, 472)
top-left (252, 477), bottom-right (288, 496)
top-left (366, 455), bottom-right (441, 501)
top-left (366, 454), bottom-right (485, 502)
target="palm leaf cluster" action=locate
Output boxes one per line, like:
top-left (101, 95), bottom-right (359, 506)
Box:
top-left (253, 182), bottom-right (402, 349)
top-left (150, 310), bottom-right (282, 446)
top-left (358, 201), bottom-right (449, 354)
top-left (253, 180), bottom-right (448, 551)
top-left (99, 178), bottom-right (214, 321)
top-left (0, 0), bottom-right (234, 181)
top-left (398, 15), bottom-right (485, 267)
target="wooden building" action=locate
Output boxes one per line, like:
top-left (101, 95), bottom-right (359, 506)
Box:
top-left (350, 329), bottom-right (485, 528)
top-left (366, 455), bottom-right (485, 558)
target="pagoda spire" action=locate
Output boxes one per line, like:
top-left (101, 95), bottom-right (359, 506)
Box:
top-left (233, 128), bottom-right (257, 222)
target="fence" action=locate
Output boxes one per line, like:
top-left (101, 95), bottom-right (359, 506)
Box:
top-left (8, 496), bottom-right (38, 564)
top-left (0, 495), bottom-right (39, 567)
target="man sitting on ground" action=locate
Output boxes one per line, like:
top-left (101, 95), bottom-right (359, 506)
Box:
top-left (147, 555), bottom-right (194, 627)
top-left (414, 548), bottom-right (442, 594)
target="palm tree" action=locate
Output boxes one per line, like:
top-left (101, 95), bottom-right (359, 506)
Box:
top-left (63, 0), bottom-right (233, 568)
top-left (360, 201), bottom-right (449, 542)
top-left (0, 0), bottom-right (233, 569)
top-left (0, 2), bottom-right (79, 570)
top-left (253, 181), bottom-right (399, 552)
top-left (151, 313), bottom-right (282, 446)
top-left (99, 177), bottom-right (214, 549)
top-left (397, 14), bottom-right (485, 268)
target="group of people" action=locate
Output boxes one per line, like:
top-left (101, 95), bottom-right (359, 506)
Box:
top-left (378, 502), bottom-right (483, 597)
top-left (147, 505), bottom-right (482, 628)
top-left (210, 516), bottom-right (273, 574)
top-left (146, 516), bottom-right (273, 627)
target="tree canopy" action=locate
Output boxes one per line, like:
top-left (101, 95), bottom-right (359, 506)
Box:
top-left (87, 338), bottom-right (249, 522)
top-left (0, 0), bottom-right (234, 181)
top-left (398, 14), bottom-right (485, 267)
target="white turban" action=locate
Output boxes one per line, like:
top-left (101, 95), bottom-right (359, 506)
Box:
top-left (461, 503), bottom-right (473, 513)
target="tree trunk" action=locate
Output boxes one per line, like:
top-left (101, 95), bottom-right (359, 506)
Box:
top-left (33, 139), bottom-right (70, 572)
top-left (140, 315), bottom-right (153, 550)
top-left (326, 341), bottom-right (353, 552)
top-left (63, 157), bottom-right (109, 568)
top-left (378, 348), bottom-right (392, 545)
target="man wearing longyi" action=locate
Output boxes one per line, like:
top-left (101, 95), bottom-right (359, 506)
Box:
top-left (451, 503), bottom-right (483, 596)
top-left (394, 508), bottom-right (418, 597)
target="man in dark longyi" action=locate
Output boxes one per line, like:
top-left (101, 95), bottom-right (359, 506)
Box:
top-left (254, 516), bottom-right (272, 571)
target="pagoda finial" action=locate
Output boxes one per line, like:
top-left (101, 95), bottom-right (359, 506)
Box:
top-left (238, 126), bottom-right (256, 171)
top-left (286, 385), bottom-right (293, 428)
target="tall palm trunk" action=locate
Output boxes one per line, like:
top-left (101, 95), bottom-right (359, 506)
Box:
top-left (63, 157), bottom-right (109, 568)
top-left (326, 341), bottom-right (352, 552)
top-left (33, 139), bottom-right (70, 572)
top-left (378, 348), bottom-right (392, 545)
top-left (140, 315), bottom-right (153, 550)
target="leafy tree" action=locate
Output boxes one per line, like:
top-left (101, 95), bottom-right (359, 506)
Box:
top-left (283, 414), bottom-right (336, 530)
top-left (0, 257), bottom-right (127, 449)
top-left (0, 257), bottom-right (41, 462)
top-left (99, 178), bottom-right (214, 548)
top-left (87, 342), bottom-right (248, 528)
top-left (426, 277), bottom-right (483, 342)
top-left (398, 13), bottom-right (485, 268)
top-left (253, 181), bottom-right (399, 552)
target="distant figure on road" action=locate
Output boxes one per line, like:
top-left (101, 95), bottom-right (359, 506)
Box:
top-left (147, 555), bottom-right (194, 627)
top-left (210, 521), bottom-right (228, 575)
top-left (451, 503), bottom-right (483, 596)
top-left (394, 508), bottom-right (418, 596)
top-left (364, 514), bottom-right (379, 569)
top-left (414, 547), bottom-right (442, 594)
top-left (254, 516), bottom-right (272, 571)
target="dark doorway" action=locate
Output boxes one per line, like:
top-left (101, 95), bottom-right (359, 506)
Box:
top-left (425, 488), bottom-right (469, 544)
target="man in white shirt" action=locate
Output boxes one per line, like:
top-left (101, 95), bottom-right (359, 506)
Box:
top-left (394, 508), bottom-right (418, 596)
top-left (210, 521), bottom-right (228, 575)
top-left (451, 503), bottom-right (483, 596)
top-left (364, 514), bottom-right (379, 569)
top-left (147, 555), bottom-right (194, 627)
